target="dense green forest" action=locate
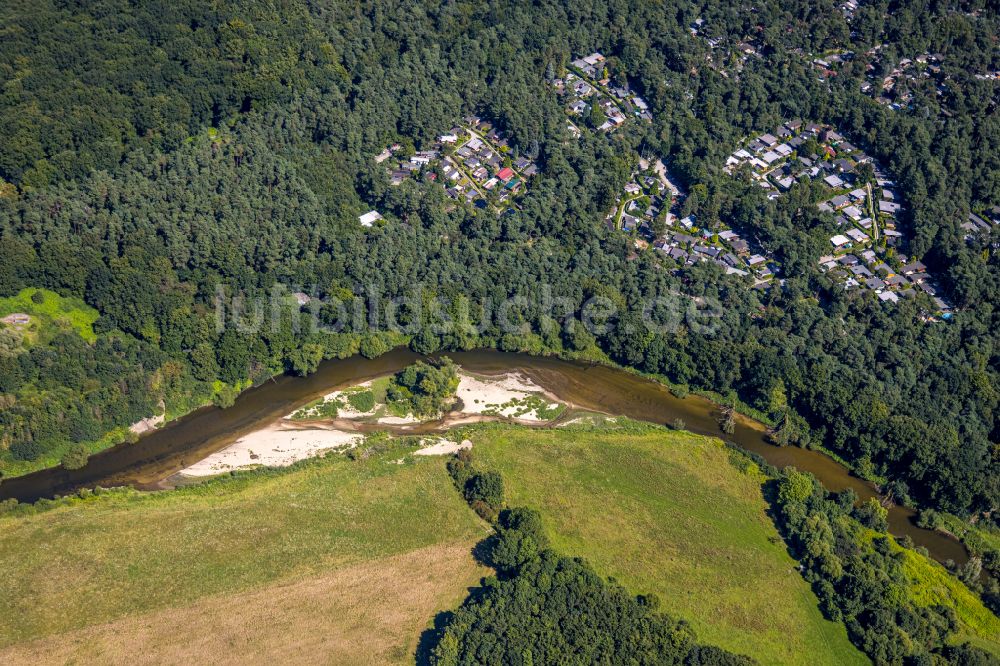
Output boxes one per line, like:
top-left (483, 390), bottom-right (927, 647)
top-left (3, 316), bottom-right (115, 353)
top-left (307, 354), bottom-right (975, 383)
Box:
top-left (0, 0), bottom-right (997, 534)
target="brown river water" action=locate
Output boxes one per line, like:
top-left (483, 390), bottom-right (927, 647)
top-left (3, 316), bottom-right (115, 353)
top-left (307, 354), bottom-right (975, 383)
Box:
top-left (0, 348), bottom-right (971, 565)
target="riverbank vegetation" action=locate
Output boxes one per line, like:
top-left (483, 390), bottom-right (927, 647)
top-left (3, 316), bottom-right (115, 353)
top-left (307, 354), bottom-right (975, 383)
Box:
top-left (387, 358), bottom-right (460, 417)
top-left (772, 467), bottom-right (1000, 662)
top-left (0, 0), bottom-right (995, 537)
top-left (918, 510), bottom-right (1000, 618)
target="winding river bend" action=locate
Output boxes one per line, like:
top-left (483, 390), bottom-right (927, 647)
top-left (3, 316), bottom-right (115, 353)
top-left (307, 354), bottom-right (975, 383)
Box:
top-left (0, 348), bottom-right (970, 565)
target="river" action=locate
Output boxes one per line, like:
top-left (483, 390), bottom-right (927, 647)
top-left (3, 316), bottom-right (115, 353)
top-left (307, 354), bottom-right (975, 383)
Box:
top-left (0, 348), bottom-right (971, 566)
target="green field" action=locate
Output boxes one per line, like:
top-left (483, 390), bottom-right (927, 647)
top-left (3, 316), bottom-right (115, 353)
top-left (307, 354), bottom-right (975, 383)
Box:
top-left (0, 421), bottom-right (915, 664)
top-left (0, 287), bottom-right (99, 344)
top-left (0, 444), bottom-right (489, 664)
top-left (468, 423), bottom-right (866, 665)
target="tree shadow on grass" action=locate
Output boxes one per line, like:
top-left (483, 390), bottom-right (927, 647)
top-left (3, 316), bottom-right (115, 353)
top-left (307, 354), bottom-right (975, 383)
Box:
top-left (415, 609), bottom-right (454, 666)
top-left (414, 541), bottom-right (497, 665)
top-left (760, 477), bottom-right (800, 560)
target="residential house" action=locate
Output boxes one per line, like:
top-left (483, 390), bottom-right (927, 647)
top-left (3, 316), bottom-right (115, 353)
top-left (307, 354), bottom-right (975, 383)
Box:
top-left (846, 228), bottom-right (869, 243)
top-left (830, 234), bottom-right (851, 248)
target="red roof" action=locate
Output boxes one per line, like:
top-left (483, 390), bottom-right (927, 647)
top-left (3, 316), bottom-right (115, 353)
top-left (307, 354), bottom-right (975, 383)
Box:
top-left (497, 167), bottom-right (514, 181)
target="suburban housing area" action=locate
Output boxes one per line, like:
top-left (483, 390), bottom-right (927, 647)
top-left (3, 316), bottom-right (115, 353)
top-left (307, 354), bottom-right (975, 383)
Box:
top-left (372, 116), bottom-right (538, 218)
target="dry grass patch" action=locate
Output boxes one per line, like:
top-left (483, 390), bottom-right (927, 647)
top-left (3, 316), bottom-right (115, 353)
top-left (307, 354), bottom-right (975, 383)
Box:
top-left (0, 542), bottom-right (484, 666)
top-left (0, 447), bottom-right (488, 650)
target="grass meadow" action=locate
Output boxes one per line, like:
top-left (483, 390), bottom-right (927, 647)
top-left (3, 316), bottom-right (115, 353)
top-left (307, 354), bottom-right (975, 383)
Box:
top-left (469, 422), bottom-right (866, 665)
top-left (0, 287), bottom-right (99, 343)
top-left (8, 419), bottom-right (990, 664)
top-left (0, 443), bottom-right (489, 664)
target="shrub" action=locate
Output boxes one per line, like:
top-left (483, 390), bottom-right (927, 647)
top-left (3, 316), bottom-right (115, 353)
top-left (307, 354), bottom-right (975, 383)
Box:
top-left (61, 443), bottom-right (89, 470)
top-left (917, 508), bottom-right (942, 530)
top-left (359, 334), bottom-right (390, 359)
top-left (409, 327), bottom-right (441, 354)
top-left (346, 390), bottom-right (375, 413)
top-left (469, 498), bottom-right (499, 523)
top-left (212, 384), bottom-right (238, 408)
top-left (486, 507), bottom-right (549, 571)
top-left (854, 497), bottom-right (889, 531)
top-left (464, 471), bottom-right (504, 513)
top-left (387, 358), bottom-right (459, 416)
top-left (9, 438), bottom-right (46, 461)
top-left (447, 449), bottom-right (475, 489)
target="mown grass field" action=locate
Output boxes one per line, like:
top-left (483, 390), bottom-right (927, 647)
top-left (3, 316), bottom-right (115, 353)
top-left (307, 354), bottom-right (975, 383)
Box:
top-left (0, 444), bottom-right (489, 664)
top-left (468, 422), bottom-right (867, 666)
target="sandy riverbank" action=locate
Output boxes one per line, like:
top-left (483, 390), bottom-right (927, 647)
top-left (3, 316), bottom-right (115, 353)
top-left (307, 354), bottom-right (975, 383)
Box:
top-left (130, 413), bottom-right (165, 435)
top-left (179, 423), bottom-right (361, 477)
top-left (455, 371), bottom-right (562, 421)
top-left (414, 438), bottom-right (473, 456)
top-left (179, 368), bottom-right (565, 477)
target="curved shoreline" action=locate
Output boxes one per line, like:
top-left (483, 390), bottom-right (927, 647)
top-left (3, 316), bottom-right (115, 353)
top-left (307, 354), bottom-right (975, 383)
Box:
top-left (165, 368), bottom-right (585, 483)
top-left (0, 348), bottom-right (973, 568)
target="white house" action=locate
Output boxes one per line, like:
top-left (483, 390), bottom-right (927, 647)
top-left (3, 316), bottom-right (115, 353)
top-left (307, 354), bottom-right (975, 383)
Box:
top-left (359, 210), bottom-right (383, 227)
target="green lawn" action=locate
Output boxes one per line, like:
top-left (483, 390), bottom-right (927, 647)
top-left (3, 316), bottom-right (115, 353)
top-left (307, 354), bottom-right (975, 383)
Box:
top-left (0, 287), bottom-right (99, 344)
top-left (0, 444), bottom-right (489, 658)
top-left (468, 422), bottom-right (866, 666)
